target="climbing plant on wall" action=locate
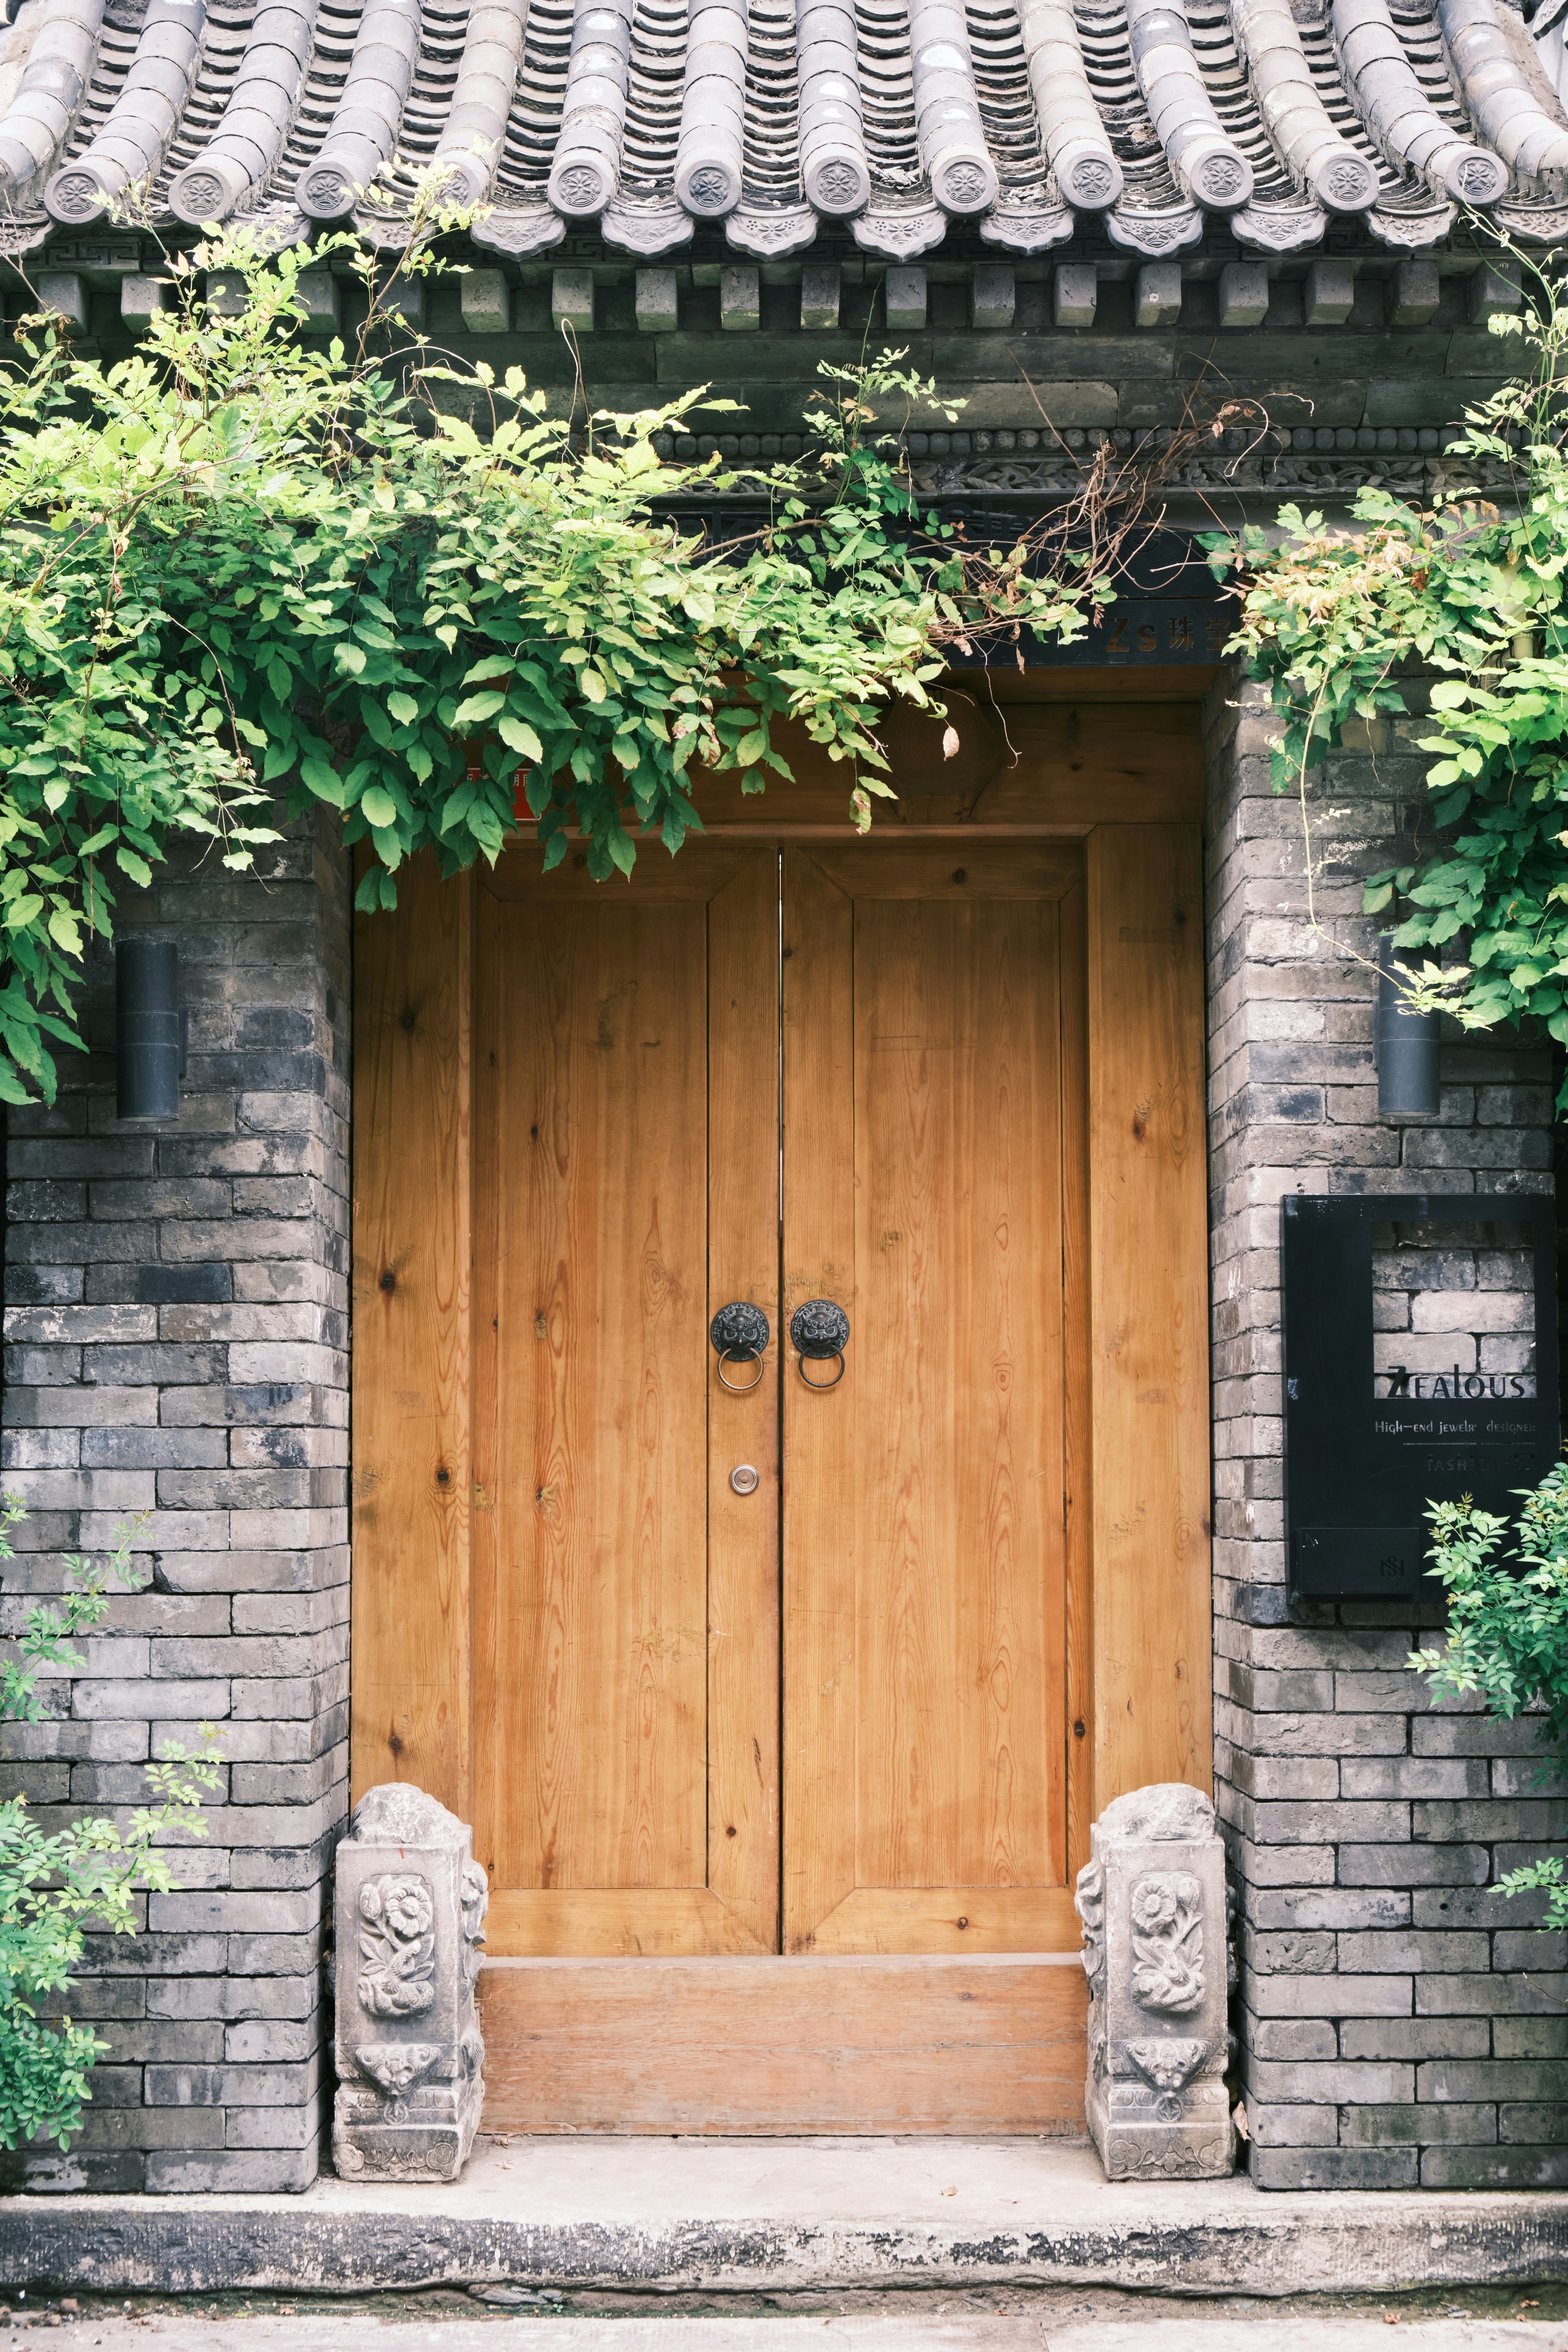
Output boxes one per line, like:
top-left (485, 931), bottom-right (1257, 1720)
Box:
top-left (0, 1498), bottom-right (221, 2152)
top-left (1205, 245), bottom-right (1568, 1101)
top-left (0, 184), bottom-right (1162, 1108)
top-left (1411, 1468), bottom-right (1568, 1932)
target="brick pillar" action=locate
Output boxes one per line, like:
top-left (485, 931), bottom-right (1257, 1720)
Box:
top-left (1206, 670), bottom-right (1568, 2189)
top-left (0, 811), bottom-right (351, 2191)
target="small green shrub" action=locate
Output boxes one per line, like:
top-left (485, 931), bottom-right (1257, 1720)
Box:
top-left (0, 1496), bottom-right (221, 2149)
top-left (1410, 1463), bottom-right (1568, 1932)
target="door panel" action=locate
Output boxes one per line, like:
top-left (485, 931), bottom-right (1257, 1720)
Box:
top-left (782, 849), bottom-right (1076, 1955)
top-left (472, 846), bottom-right (778, 1956)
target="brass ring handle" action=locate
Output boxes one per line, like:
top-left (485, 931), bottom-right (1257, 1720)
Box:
top-left (716, 1348), bottom-right (766, 1394)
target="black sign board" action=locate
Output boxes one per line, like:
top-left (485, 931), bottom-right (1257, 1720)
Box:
top-left (1282, 1194), bottom-right (1560, 1603)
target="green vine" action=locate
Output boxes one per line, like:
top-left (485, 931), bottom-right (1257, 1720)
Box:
top-left (0, 1499), bottom-right (221, 2150)
top-left (1411, 1468), bottom-right (1568, 1935)
top-left (1204, 243), bottom-right (1568, 1096)
top-left (0, 176), bottom-right (1138, 1105)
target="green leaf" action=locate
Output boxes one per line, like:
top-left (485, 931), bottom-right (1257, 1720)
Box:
top-left (497, 714), bottom-right (544, 762)
top-left (360, 787), bottom-right (401, 831)
top-left (387, 692), bottom-right (420, 727)
top-left (452, 690), bottom-right (506, 726)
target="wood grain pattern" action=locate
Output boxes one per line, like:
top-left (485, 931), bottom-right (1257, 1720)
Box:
top-left (706, 851), bottom-right (782, 1951)
top-left (783, 849), bottom-right (1074, 1955)
top-left (472, 860), bottom-right (712, 1947)
top-left (1086, 824), bottom-right (1211, 1807)
top-left (485, 1889), bottom-right (771, 1957)
top-left (804, 844), bottom-right (1080, 901)
top-left (481, 847), bottom-right (757, 902)
top-left (478, 1956), bottom-right (1089, 2133)
top-left (350, 850), bottom-right (472, 1816)
top-left (780, 850), bottom-right (857, 1951)
top-left (1059, 878), bottom-right (1095, 1878)
top-left (802, 1886), bottom-right (1080, 1955)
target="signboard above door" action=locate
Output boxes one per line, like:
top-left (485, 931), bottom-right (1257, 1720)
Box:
top-left (1282, 1194), bottom-right (1560, 1605)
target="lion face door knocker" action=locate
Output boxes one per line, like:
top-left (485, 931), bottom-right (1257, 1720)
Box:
top-left (710, 1301), bottom-right (771, 1393)
top-left (789, 1298), bottom-right (850, 1390)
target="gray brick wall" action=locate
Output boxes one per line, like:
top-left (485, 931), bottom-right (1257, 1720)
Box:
top-left (0, 811), bottom-right (351, 2192)
top-left (1206, 672), bottom-right (1568, 2189)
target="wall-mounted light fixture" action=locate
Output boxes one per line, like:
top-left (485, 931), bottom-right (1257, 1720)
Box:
top-left (1375, 935), bottom-right (1440, 1118)
top-left (115, 939), bottom-right (184, 1121)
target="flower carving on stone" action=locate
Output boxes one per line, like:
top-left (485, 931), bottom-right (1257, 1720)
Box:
top-left (299, 164), bottom-right (353, 216)
top-left (1193, 153), bottom-right (1245, 205)
top-left (1322, 156), bottom-right (1373, 208)
top-left (810, 158), bottom-right (866, 212)
top-left (1129, 1871), bottom-right (1204, 2014)
top-left (937, 160), bottom-right (989, 210)
top-left (357, 1871), bottom-right (437, 2017)
top-left (176, 172), bottom-right (227, 221)
top-left (555, 162), bottom-right (608, 213)
top-left (46, 171), bottom-right (104, 222)
top-left (686, 165), bottom-right (735, 214)
top-left (459, 1859), bottom-right (490, 1997)
top-left (1065, 156), bottom-right (1115, 206)
top-left (1454, 154), bottom-right (1505, 202)
top-left (1074, 1858), bottom-right (1105, 1986)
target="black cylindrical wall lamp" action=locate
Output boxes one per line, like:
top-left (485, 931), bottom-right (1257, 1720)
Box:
top-left (1375, 935), bottom-right (1441, 1118)
top-left (115, 939), bottom-right (183, 1120)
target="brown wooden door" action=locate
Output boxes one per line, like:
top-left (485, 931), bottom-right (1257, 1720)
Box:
top-left (468, 839), bottom-right (1082, 1962)
top-left (471, 846), bottom-right (781, 1958)
top-left (781, 846), bottom-right (1082, 1955)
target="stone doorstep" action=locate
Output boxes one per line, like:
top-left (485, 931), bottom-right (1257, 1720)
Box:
top-left (0, 2140), bottom-right (1566, 2299)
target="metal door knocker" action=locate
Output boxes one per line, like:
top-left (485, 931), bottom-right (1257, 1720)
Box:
top-left (710, 1301), bottom-right (770, 1392)
top-left (790, 1299), bottom-right (849, 1389)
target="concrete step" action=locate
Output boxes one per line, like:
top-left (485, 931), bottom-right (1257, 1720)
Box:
top-left (0, 2138), bottom-right (1565, 2301)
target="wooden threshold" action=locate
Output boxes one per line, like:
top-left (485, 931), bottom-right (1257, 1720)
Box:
top-left (477, 1955), bottom-right (1089, 2135)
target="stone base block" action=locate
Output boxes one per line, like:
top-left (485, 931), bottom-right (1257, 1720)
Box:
top-left (1087, 2074), bottom-right (1234, 2182)
top-left (332, 2074), bottom-right (483, 2184)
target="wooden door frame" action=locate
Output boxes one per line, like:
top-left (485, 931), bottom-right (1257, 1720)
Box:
top-left (349, 694), bottom-right (1213, 1945)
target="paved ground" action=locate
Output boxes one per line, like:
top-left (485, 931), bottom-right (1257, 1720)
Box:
top-left (5, 2284), bottom-right (1568, 2348)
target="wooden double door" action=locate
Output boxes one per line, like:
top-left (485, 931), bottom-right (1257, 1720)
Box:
top-left (352, 728), bottom-right (1212, 2131)
top-left (471, 842), bottom-right (1082, 1964)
